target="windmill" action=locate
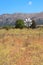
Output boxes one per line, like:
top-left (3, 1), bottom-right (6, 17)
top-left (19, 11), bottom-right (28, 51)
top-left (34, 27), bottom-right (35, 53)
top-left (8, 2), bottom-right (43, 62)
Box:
top-left (24, 18), bottom-right (32, 27)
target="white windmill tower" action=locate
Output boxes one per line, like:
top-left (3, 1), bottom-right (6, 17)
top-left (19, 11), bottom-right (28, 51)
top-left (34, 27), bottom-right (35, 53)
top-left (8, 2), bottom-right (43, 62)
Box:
top-left (24, 18), bottom-right (32, 27)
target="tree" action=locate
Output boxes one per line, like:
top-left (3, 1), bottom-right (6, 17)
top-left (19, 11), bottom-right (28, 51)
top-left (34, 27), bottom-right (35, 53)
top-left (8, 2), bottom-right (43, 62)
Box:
top-left (30, 20), bottom-right (36, 28)
top-left (15, 19), bottom-right (24, 29)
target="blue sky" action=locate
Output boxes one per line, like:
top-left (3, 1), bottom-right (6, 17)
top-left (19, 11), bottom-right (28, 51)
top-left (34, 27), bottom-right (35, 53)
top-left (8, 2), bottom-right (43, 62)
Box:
top-left (0, 0), bottom-right (43, 14)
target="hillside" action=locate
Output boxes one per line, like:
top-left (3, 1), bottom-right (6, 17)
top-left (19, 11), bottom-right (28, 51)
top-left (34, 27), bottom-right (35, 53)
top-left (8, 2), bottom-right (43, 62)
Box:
top-left (0, 12), bottom-right (43, 27)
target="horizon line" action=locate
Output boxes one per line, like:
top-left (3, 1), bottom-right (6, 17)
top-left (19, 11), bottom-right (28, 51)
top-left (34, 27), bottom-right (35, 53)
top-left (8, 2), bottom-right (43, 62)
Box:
top-left (0, 11), bottom-right (43, 15)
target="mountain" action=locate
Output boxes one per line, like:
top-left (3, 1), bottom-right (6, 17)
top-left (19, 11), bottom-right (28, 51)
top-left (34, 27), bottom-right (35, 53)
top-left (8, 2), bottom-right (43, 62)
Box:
top-left (0, 12), bottom-right (43, 27)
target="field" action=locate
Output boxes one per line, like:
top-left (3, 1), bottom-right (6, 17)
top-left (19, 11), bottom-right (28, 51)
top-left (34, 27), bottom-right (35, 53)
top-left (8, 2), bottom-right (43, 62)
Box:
top-left (0, 28), bottom-right (43, 65)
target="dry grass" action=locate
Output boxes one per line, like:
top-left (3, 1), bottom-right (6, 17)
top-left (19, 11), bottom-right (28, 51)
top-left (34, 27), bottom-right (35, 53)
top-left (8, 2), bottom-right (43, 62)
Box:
top-left (0, 28), bottom-right (43, 65)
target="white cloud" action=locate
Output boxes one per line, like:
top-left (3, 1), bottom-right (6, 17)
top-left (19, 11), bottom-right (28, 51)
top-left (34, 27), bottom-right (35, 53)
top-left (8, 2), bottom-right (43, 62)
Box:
top-left (28, 1), bottom-right (32, 5)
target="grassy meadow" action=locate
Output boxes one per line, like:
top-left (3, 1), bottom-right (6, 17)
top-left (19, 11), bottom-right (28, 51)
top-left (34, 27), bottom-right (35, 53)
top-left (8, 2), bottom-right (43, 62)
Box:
top-left (0, 28), bottom-right (43, 65)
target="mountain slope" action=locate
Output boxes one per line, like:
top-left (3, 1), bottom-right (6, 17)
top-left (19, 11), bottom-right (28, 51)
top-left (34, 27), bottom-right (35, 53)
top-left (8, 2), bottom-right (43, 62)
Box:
top-left (0, 12), bottom-right (43, 27)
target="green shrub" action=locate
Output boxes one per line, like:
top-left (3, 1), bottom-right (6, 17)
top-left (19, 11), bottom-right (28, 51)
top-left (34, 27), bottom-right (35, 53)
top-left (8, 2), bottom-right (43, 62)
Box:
top-left (30, 20), bottom-right (36, 29)
top-left (3, 25), bottom-right (15, 30)
top-left (15, 19), bottom-right (24, 29)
